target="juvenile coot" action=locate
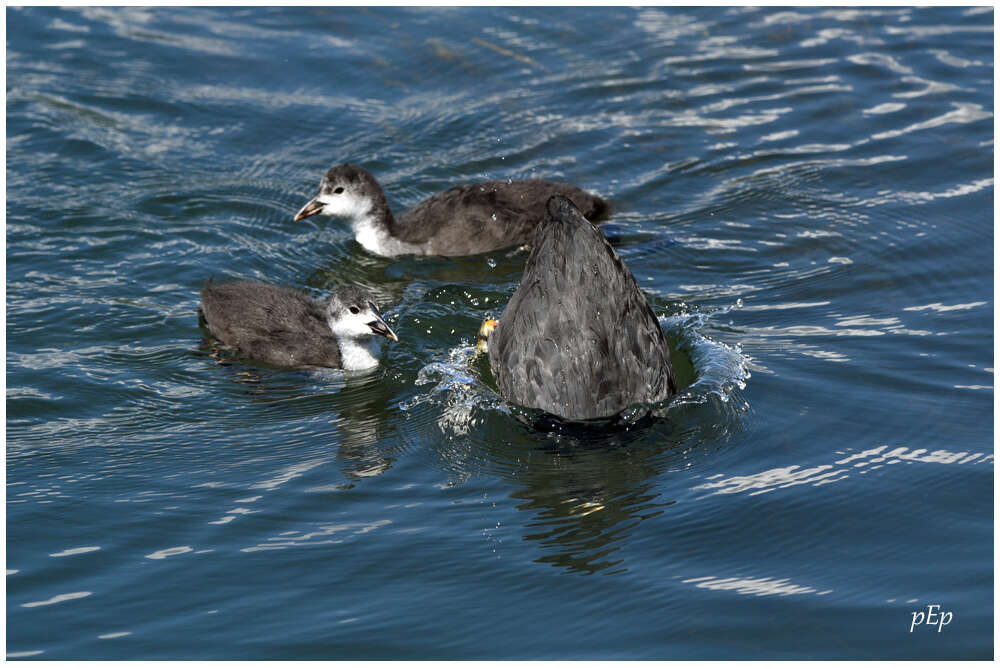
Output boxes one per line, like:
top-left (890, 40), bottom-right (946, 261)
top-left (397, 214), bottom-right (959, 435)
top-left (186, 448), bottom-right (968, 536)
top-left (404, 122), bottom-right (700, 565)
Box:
top-left (293, 163), bottom-right (607, 257)
top-left (200, 280), bottom-right (397, 371)
top-left (486, 195), bottom-right (676, 421)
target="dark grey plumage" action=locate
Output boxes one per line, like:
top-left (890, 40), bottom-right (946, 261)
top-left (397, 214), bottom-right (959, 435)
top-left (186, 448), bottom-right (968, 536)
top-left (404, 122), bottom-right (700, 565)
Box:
top-left (199, 280), bottom-right (395, 370)
top-left (487, 195), bottom-right (676, 421)
top-left (294, 163), bottom-right (607, 257)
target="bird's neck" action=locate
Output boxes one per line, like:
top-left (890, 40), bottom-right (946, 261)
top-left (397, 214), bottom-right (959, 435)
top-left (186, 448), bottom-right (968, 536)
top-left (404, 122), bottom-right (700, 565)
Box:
top-left (337, 336), bottom-right (381, 371)
top-left (350, 207), bottom-right (422, 256)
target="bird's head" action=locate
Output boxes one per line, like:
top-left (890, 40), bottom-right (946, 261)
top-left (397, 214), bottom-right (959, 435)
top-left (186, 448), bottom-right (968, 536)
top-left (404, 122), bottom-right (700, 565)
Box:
top-left (294, 163), bottom-right (380, 223)
top-left (326, 286), bottom-right (398, 343)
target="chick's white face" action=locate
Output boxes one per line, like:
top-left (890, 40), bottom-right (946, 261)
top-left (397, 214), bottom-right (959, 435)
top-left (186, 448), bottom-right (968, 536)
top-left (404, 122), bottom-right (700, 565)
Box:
top-left (326, 293), bottom-right (398, 343)
top-left (313, 183), bottom-right (371, 221)
top-left (293, 174), bottom-right (373, 224)
top-left (328, 304), bottom-right (376, 339)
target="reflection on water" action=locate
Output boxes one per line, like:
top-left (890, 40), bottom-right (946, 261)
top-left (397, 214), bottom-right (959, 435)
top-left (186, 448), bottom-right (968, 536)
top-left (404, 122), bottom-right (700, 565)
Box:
top-left (21, 591), bottom-right (93, 608)
top-left (242, 519), bottom-right (392, 553)
top-left (507, 439), bottom-right (676, 575)
top-left (683, 574), bottom-right (832, 597)
top-left (499, 389), bottom-right (753, 575)
top-left (695, 444), bottom-right (994, 497)
top-left (398, 305), bottom-right (752, 574)
top-left (197, 349), bottom-right (406, 483)
top-left (50, 546), bottom-right (102, 558)
top-left (145, 546), bottom-right (194, 560)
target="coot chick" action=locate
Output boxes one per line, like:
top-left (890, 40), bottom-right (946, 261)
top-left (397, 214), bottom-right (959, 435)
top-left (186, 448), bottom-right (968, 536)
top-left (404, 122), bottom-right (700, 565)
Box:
top-left (486, 195), bottom-right (676, 421)
top-left (200, 280), bottom-right (398, 371)
top-left (293, 163), bottom-right (607, 257)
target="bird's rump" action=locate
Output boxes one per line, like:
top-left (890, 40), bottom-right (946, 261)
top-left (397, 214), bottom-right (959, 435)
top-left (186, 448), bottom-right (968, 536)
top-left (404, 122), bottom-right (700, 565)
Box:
top-left (488, 196), bottom-right (675, 421)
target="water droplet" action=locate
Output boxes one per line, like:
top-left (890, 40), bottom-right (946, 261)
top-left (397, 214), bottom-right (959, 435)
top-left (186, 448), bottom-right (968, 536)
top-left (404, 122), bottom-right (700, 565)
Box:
top-left (491, 213), bottom-right (497, 221)
top-left (487, 258), bottom-right (497, 269)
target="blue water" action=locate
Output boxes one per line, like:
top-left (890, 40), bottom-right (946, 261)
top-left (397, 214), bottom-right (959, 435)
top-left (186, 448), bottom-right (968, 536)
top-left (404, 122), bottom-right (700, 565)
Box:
top-left (6, 6), bottom-right (993, 659)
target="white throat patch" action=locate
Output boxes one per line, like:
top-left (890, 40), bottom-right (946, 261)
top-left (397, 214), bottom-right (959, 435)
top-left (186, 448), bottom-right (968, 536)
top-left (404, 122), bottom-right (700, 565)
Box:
top-left (352, 212), bottom-right (423, 256)
top-left (317, 192), bottom-right (422, 256)
top-left (336, 337), bottom-right (381, 371)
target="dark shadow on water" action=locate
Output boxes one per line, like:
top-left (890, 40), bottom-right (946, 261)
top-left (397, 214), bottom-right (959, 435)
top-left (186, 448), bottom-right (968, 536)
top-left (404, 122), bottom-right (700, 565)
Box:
top-left (479, 414), bottom-right (691, 576)
top-left (528, 410), bottom-right (659, 437)
top-left (499, 390), bottom-right (745, 575)
top-left (196, 321), bottom-right (403, 483)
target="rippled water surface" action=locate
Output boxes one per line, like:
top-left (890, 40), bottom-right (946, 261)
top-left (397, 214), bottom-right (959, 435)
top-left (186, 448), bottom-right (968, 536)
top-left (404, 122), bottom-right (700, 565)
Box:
top-left (6, 6), bottom-right (993, 659)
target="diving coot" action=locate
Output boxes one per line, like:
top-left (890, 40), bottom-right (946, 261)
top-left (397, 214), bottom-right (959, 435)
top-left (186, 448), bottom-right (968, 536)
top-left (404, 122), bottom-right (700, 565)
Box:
top-left (293, 163), bottom-right (607, 257)
top-left (200, 280), bottom-right (398, 371)
top-left (486, 195), bottom-right (676, 421)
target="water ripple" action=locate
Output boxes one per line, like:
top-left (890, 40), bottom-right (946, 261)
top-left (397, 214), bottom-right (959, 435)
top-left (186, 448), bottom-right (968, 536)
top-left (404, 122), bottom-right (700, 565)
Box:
top-left (6, 5), bottom-right (992, 658)
top-left (695, 445), bottom-right (993, 498)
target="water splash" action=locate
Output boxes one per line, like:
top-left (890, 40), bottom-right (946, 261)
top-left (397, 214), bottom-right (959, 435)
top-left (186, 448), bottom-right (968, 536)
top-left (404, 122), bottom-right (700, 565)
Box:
top-left (398, 344), bottom-right (508, 437)
top-left (403, 300), bottom-right (751, 437)
top-left (659, 299), bottom-right (751, 409)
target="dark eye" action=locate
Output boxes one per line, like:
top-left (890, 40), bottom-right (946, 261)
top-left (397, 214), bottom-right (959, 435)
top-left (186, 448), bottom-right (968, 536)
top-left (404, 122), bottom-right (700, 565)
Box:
top-left (334, 187), bottom-right (344, 195)
top-left (349, 305), bottom-right (360, 314)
